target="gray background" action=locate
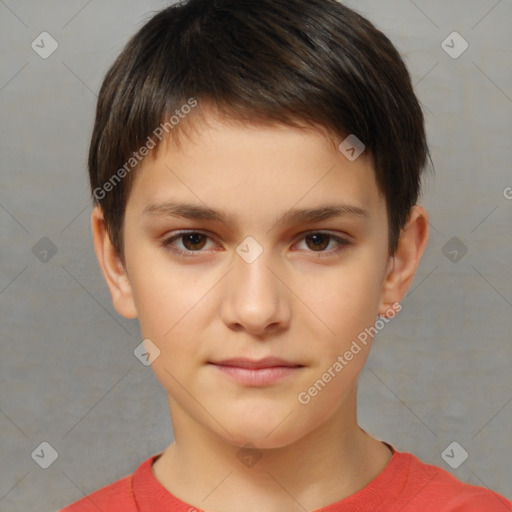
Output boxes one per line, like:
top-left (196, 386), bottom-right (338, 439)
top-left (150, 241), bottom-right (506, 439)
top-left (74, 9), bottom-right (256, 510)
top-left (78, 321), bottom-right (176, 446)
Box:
top-left (1, 0), bottom-right (511, 510)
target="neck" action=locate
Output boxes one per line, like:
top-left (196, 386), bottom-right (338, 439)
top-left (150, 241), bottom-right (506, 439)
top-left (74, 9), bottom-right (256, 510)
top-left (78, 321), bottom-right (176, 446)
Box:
top-left (152, 390), bottom-right (392, 512)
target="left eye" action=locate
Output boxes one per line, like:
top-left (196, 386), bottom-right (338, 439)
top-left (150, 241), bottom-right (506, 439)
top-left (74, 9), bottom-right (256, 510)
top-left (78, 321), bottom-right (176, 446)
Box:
top-left (295, 233), bottom-right (351, 253)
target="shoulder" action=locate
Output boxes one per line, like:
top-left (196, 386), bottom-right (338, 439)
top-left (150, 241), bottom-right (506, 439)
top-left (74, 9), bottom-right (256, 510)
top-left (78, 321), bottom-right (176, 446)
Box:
top-left (59, 473), bottom-right (136, 512)
top-left (397, 451), bottom-right (512, 511)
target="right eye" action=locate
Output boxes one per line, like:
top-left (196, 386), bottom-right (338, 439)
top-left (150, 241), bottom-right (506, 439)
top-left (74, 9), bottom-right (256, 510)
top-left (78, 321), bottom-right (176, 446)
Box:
top-left (160, 231), bottom-right (220, 257)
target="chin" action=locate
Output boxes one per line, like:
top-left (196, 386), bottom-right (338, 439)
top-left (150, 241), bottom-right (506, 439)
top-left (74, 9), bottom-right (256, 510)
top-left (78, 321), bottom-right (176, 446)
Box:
top-left (223, 430), bottom-right (301, 451)
top-left (213, 412), bottom-right (309, 451)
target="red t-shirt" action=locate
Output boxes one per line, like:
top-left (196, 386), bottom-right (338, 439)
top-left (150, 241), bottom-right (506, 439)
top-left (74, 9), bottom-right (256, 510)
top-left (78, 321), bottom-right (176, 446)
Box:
top-left (60, 445), bottom-right (511, 512)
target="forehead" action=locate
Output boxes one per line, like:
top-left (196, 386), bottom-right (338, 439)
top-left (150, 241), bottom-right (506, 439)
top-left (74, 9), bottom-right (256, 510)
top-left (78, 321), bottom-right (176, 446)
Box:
top-left (126, 114), bottom-right (384, 226)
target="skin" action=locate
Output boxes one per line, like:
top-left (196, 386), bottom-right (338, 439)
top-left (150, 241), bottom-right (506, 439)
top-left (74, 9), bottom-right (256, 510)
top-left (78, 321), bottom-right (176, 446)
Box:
top-left (92, 111), bottom-right (429, 512)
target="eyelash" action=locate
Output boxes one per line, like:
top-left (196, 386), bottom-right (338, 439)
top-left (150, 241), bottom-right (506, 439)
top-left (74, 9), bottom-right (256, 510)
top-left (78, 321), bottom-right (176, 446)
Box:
top-left (159, 231), bottom-right (352, 258)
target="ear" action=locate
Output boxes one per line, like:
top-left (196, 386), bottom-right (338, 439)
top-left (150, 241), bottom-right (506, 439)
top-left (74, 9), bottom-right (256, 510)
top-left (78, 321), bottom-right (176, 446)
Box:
top-left (378, 205), bottom-right (429, 316)
top-left (91, 206), bottom-right (138, 319)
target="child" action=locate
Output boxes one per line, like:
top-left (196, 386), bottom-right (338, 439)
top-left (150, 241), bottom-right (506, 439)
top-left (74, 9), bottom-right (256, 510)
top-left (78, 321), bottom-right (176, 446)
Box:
top-left (61, 0), bottom-right (511, 510)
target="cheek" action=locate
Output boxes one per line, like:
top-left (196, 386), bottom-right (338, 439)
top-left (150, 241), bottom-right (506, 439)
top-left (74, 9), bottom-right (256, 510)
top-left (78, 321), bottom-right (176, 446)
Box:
top-left (293, 253), bottom-right (386, 345)
top-left (136, 284), bottom-right (212, 354)
top-left (127, 256), bottom-right (227, 392)
top-left (127, 241), bottom-right (208, 336)
top-left (133, 270), bottom-right (210, 395)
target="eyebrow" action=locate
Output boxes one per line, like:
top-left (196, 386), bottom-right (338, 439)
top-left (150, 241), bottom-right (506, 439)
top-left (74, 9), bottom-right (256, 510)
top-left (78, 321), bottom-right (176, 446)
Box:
top-left (142, 201), bottom-right (369, 227)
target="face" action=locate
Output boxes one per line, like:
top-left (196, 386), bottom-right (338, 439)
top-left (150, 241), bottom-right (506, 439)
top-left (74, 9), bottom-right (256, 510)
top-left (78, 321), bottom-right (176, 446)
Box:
top-left (95, 114), bottom-right (425, 450)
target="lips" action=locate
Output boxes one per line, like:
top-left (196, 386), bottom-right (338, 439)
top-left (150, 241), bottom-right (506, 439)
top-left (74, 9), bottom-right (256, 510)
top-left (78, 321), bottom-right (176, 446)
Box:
top-left (209, 357), bottom-right (304, 386)
top-left (210, 357), bottom-right (303, 369)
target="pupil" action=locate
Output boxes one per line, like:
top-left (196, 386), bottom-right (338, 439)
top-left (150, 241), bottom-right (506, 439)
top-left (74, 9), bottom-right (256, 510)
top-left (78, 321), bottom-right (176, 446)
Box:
top-left (185, 233), bottom-right (205, 250)
top-left (308, 234), bottom-right (328, 251)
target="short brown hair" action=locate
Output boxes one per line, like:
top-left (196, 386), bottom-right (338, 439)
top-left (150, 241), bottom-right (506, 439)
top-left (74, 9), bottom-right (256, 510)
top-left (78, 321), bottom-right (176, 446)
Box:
top-left (88, 0), bottom-right (430, 259)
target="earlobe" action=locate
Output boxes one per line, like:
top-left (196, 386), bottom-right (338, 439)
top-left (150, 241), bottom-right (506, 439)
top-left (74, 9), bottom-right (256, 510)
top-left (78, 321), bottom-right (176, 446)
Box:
top-left (91, 206), bottom-right (138, 319)
top-left (378, 206), bottom-right (429, 316)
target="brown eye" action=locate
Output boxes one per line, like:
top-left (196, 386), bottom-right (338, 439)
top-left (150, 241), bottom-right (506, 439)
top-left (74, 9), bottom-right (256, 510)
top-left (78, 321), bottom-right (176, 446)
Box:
top-left (305, 233), bottom-right (330, 251)
top-left (181, 233), bottom-right (207, 251)
top-left (160, 230), bottom-right (219, 257)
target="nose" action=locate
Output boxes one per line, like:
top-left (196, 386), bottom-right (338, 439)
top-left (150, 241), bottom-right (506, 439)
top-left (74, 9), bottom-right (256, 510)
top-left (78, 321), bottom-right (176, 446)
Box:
top-left (219, 247), bottom-right (291, 337)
